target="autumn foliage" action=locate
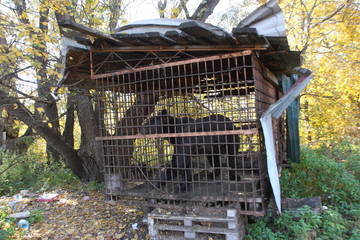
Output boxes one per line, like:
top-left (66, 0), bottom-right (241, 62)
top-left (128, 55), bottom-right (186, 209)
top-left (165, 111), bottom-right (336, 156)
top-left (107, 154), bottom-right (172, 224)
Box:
top-left (0, 0), bottom-right (359, 177)
top-left (280, 0), bottom-right (360, 145)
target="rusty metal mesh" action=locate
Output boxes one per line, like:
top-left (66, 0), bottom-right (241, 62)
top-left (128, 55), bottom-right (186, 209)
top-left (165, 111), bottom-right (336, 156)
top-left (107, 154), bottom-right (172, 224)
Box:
top-left (94, 51), bottom-right (284, 216)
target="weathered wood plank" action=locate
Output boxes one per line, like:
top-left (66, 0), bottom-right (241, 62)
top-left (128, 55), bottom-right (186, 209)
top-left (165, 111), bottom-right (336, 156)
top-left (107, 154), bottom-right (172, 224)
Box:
top-left (111, 33), bottom-right (152, 46)
top-left (59, 20), bottom-right (122, 45)
top-left (90, 44), bottom-right (268, 53)
top-left (232, 27), bottom-right (258, 36)
top-left (232, 27), bottom-right (265, 45)
top-left (144, 32), bottom-right (177, 45)
top-left (179, 21), bottom-right (236, 45)
top-left (282, 196), bottom-right (323, 213)
top-left (165, 30), bottom-right (209, 45)
top-left (280, 74), bottom-right (300, 163)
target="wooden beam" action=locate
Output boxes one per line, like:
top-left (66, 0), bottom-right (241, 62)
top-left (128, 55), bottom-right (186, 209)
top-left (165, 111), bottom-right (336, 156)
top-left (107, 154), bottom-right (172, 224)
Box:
top-left (91, 50), bottom-right (253, 79)
top-left (59, 20), bottom-right (123, 45)
top-left (179, 21), bottom-right (237, 45)
top-left (145, 32), bottom-right (177, 45)
top-left (111, 33), bottom-right (152, 46)
top-left (165, 30), bottom-right (209, 45)
top-left (90, 44), bottom-right (268, 53)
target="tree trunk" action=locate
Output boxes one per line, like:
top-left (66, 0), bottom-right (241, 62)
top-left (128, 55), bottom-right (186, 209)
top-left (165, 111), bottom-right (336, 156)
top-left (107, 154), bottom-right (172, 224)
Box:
top-left (114, 93), bottom-right (159, 178)
top-left (63, 92), bottom-right (75, 148)
top-left (0, 91), bottom-right (86, 179)
top-left (73, 89), bottom-right (103, 181)
top-left (190, 0), bottom-right (220, 22)
top-left (157, 0), bottom-right (167, 18)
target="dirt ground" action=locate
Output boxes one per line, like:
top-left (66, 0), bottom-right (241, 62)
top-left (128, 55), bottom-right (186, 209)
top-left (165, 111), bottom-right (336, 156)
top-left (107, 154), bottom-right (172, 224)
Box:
top-left (0, 188), bottom-right (148, 240)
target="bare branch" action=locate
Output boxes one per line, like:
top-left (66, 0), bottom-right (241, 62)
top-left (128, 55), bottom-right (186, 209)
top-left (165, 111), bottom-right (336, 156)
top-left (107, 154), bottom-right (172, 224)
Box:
top-left (312, 2), bottom-right (348, 28)
top-left (171, 0), bottom-right (190, 18)
top-left (158, 0), bottom-right (167, 18)
top-left (190, 0), bottom-right (220, 22)
top-left (0, 154), bottom-right (25, 176)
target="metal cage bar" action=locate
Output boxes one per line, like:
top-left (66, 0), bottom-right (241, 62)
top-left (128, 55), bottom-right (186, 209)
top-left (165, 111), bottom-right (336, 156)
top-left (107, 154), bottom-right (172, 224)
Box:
top-left (94, 50), bottom-right (285, 216)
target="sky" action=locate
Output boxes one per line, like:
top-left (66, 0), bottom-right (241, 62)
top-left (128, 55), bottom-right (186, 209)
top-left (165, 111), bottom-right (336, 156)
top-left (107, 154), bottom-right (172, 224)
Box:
top-left (125, 0), bottom-right (233, 23)
top-left (124, 0), bottom-right (231, 22)
top-left (122, 0), bottom-right (260, 31)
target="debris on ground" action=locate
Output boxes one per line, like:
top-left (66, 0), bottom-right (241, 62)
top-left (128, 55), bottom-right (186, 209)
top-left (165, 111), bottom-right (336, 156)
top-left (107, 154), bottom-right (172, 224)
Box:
top-left (0, 188), bottom-right (148, 239)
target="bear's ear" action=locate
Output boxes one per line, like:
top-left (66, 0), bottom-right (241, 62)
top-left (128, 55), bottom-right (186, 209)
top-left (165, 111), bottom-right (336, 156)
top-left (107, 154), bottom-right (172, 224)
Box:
top-left (161, 109), bottom-right (168, 115)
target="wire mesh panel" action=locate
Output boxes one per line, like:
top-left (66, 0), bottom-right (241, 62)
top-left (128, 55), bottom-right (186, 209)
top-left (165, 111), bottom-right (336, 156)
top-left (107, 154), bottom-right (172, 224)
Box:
top-left (95, 51), bottom-right (284, 216)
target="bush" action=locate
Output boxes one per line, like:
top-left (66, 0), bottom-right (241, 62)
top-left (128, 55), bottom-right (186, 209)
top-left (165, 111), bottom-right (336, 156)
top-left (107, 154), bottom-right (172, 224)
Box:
top-left (0, 207), bottom-right (16, 240)
top-left (0, 150), bottom-right (79, 196)
top-left (280, 147), bottom-right (360, 208)
top-left (330, 137), bottom-right (360, 180)
top-left (82, 181), bottom-right (105, 192)
top-left (246, 143), bottom-right (360, 239)
top-left (246, 206), bottom-right (353, 240)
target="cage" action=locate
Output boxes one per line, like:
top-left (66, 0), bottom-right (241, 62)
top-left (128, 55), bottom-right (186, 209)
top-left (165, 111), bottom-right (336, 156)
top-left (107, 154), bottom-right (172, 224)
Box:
top-left (60, 3), bottom-right (302, 218)
top-left (94, 49), bottom-right (286, 216)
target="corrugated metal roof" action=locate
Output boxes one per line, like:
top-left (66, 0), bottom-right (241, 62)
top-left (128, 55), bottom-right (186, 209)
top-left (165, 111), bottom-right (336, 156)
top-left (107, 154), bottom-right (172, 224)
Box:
top-left (59, 0), bottom-right (300, 89)
top-left (238, 0), bottom-right (285, 37)
top-left (115, 18), bottom-right (232, 35)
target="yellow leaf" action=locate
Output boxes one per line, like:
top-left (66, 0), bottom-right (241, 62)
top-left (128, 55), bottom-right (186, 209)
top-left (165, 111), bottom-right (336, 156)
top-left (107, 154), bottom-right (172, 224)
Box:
top-left (57, 87), bottom-right (67, 94)
top-left (37, 107), bottom-right (45, 113)
top-left (132, 234), bottom-right (138, 240)
top-left (15, 51), bottom-right (23, 57)
top-left (115, 233), bottom-right (125, 238)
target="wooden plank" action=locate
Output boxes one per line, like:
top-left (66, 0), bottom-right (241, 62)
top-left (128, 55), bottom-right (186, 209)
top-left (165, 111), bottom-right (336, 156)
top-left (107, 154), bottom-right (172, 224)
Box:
top-left (266, 36), bottom-right (290, 51)
top-left (114, 199), bottom-right (265, 216)
top-left (155, 224), bottom-right (239, 235)
top-left (144, 32), bottom-right (177, 45)
top-left (111, 33), bottom-right (152, 46)
top-left (252, 54), bottom-right (279, 86)
top-left (148, 208), bottom-right (244, 239)
top-left (232, 27), bottom-right (266, 45)
top-left (232, 28), bottom-right (258, 36)
top-left (92, 50), bottom-right (254, 79)
top-left (58, 20), bottom-right (122, 45)
top-left (165, 30), bottom-right (209, 45)
top-left (280, 74), bottom-right (300, 163)
top-left (149, 214), bottom-right (232, 223)
top-left (282, 196), bottom-right (322, 213)
top-left (179, 21), bottom-right (237, 45)
top-left (90, 44), bottom-right (268, 53)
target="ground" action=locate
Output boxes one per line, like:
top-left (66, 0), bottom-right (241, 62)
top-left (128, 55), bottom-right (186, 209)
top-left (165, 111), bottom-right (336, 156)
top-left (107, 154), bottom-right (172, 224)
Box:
top-left (0, 188), bottom-right (149, 239)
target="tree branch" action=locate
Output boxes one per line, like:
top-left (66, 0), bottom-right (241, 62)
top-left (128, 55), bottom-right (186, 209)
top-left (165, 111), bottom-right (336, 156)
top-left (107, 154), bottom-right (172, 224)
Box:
top-left (312, 2), bottom-right (347, 28)
top-left (158, 0), bottom-right (167, 18)
top-left (0, 155), bottom-right (25, 176)
top-left (190, 0), bottom-right (219, 22)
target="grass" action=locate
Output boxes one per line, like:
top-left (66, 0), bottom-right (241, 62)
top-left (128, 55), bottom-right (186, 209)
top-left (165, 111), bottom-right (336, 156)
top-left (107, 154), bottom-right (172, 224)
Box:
top-left (0, 150), bottom-right (80, 196)
top-left (246, 138), bottom-right (360, 239)
top-left (0, 138), bottom-right (359, 239)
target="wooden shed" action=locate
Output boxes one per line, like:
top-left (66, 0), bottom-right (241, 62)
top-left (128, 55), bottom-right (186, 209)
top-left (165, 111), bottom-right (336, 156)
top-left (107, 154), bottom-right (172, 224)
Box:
top-left (59, 1), bottom-right (302, 218)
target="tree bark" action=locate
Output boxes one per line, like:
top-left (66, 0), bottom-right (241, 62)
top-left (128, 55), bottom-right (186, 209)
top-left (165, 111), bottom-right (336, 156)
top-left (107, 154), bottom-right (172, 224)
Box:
top-left (63, 92), bottom-right (75, 148)
top-left (190, 0), bottom-right (220, 22)
top-left (15, 0), bottom-right (62, 162)
top-left (0, 91), bottom-right (86, 179)
top-left (114, 93), bottom-right (159, 178)
top-left (73, 89), bottom-right (103, 181)
top-left (157, 0), bottom-right (167, 18)
top-left (108, 0), bottom-right (125, 31)
top-left (172, 0), bottom-right (190, 18)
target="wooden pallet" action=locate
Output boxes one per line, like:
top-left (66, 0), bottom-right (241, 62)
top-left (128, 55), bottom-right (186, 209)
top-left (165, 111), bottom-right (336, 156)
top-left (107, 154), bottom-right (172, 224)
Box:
top-left (148, 208), bottom-right (245, 240)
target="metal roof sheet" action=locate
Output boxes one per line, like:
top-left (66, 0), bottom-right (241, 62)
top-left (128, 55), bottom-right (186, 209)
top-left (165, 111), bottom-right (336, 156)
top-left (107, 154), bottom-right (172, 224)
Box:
top-left (237, 0), bottom-right (285, 37)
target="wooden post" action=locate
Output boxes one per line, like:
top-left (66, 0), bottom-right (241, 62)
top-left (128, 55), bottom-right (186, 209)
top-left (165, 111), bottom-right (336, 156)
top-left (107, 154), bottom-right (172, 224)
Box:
top-left (280, 74), bottom-right (300, 163)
